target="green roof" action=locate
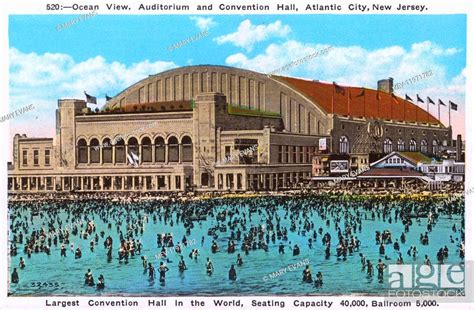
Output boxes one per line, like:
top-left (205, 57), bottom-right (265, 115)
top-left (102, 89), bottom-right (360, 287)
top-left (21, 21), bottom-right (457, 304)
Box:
top-left (398, 152), bottom-right (434, 164)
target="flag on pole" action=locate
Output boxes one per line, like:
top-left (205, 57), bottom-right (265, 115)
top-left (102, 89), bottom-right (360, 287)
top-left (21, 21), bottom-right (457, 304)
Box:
top-left (84, 91), bottom-right (97, 104)
top-left (428, 97), bottom-right (435, 105)
top-left (405, 94), bottom-right (413, 102)
top-left (438, 99), bottom-right (446, 106)
top-left (449, 101), bottom-right (458, 111)
top-left (416, 94), bottom-right (424, 103)
top-left (105, 94), bottom-right (112, 101)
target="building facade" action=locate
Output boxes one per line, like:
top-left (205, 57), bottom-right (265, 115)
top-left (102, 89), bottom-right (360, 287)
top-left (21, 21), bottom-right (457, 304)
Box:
top-left (8, 65), bottom-right (452, 192)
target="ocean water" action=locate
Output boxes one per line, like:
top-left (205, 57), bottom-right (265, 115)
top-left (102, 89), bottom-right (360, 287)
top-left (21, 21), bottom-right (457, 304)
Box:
top-left (8, 196), bottom-right (464, 296)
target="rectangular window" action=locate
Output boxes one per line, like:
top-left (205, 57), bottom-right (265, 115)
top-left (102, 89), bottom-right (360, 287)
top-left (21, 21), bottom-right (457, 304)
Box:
top-left (22, 150), bottom-right (28, 166)
top-left (278, 145), bottom-right (283, 163)
top-left (33, 150), bottom-right (39, 166)
top-left (225, 146), bottom-right (231, 162)
top-left (45, 150), bottom-right (51, 166)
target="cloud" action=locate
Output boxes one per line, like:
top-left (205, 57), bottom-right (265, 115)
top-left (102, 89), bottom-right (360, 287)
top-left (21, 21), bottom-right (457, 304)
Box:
top-left (8, 47), bottom-right (178, 149)
top-left (224, 40), bottom-right (465, 135)
top-left (215, 19), bottom-right (291, 52)
top-left (190, 16), bottom-right (216, 31)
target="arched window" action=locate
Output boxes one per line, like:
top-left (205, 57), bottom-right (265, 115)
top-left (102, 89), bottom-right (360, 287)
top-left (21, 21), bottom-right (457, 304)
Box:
top-left (155, 137), bottom-right (165, 162)
top-left (128, 137), bottom-right (139, 156)
top-left (102, 138), bottom-right (112, 163)
top-left (421, 139), bottom-right (428, 153)
top-left (409, 139), bottom-right (417, 151)
top-left (397, 139), bottom-right (405, 151)
top-left (90, 138), bottom-right (100, 163)
top-left (432, 140), bottom-right (439, 155)
top-left (182, 136), bottom-right (193, 162)
top-left (339, 136), bottom-right (350, 154)
top-left (141, 137), bottom-right (152, 162)
top-left (115, 139), bottom-right (126, 163)
top-left (168, 136), bottom-right (179, 162)
top-left (77, 139), bottom-right (88, 164)
top-left (383, 138), bottom-right (393, 154)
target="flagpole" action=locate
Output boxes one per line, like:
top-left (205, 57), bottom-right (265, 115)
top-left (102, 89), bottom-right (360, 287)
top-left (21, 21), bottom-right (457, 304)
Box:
top-left (426, 98), bottom-right (430, 125)
top-left (363, 90), bottom-right (366, 118)
top-left (438, 101), bottom-right (441, 125)
top-left (449, 104), bottom-right (451, 127)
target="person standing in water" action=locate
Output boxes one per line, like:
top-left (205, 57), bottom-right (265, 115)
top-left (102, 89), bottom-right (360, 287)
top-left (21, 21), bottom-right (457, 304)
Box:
top-left (229, 265), bottom-right (237, 281)
top-left (206, 258), bottom-right (214, 275)
top-left (148, 263), bottom-right (155, 279)
top-left (178, 258), bottom-right (187, 272)
top-left (11, 268), bottom-right (19, 284)
top-left (159, 262), bottom-right (169, 282)
top-left (96, 275), bottom-right (105, 290)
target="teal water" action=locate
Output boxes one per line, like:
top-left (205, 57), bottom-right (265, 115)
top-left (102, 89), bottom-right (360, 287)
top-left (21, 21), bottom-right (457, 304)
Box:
top-left (8, 195), bottom-right (464, 296)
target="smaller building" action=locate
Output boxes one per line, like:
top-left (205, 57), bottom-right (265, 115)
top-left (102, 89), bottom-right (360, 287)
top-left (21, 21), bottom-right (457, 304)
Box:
top-left (310, 151), bottom-right (465, 190)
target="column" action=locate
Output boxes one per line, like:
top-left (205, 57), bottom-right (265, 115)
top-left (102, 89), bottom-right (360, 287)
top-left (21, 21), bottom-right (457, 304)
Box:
top-left (282, 173), bottom-right (287, 188)
top-left (132, 176), bottom-right (135, 190)
top-left (179, 144), bottom-right (183, 163)
top-left (242, 172), bottom-right (247, 191)
top-left (111, 177), bottom-right (115, 191)
top-left (81, 177), bottom-right (84, 191)
top-left (121, 176), bottom-right (125, 190)
top-left (181, 174), bottom-right (185, 191)
top-left (155, 176), bottom-right (159, 190)
top-left (99, 177), bottom-right (104, 191)
top-left (269, 174), bottom-right (274, 191)
top-left (152, 144), bottom-right (156, 164)
top-left (112, 145), bottom-right (116, 164)
top-left (165, 144), bottom-right (169, 164)
top-left (99, 146), bottom-right (103, 164)
top-left (233, 173), bottom-right (238, 190)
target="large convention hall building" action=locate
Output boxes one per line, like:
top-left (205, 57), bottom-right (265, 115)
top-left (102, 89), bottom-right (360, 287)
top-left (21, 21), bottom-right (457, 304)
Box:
top-left (7, 65), bottom-right (452, 192)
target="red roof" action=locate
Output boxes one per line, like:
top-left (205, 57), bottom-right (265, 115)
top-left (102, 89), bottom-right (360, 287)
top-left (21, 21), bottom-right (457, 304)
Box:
top-left (276, 76), bottom-right (442, 125)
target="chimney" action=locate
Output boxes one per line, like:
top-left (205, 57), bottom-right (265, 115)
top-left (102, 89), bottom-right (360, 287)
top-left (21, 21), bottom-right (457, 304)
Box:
top-left (377, 78), bottom-right (394, 94)
top-left (456, 134), bottom-right (462, 162)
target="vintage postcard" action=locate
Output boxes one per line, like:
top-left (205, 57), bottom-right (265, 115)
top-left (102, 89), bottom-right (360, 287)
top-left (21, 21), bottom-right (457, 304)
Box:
top-left (0, 0), bottom-right (472, 309)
